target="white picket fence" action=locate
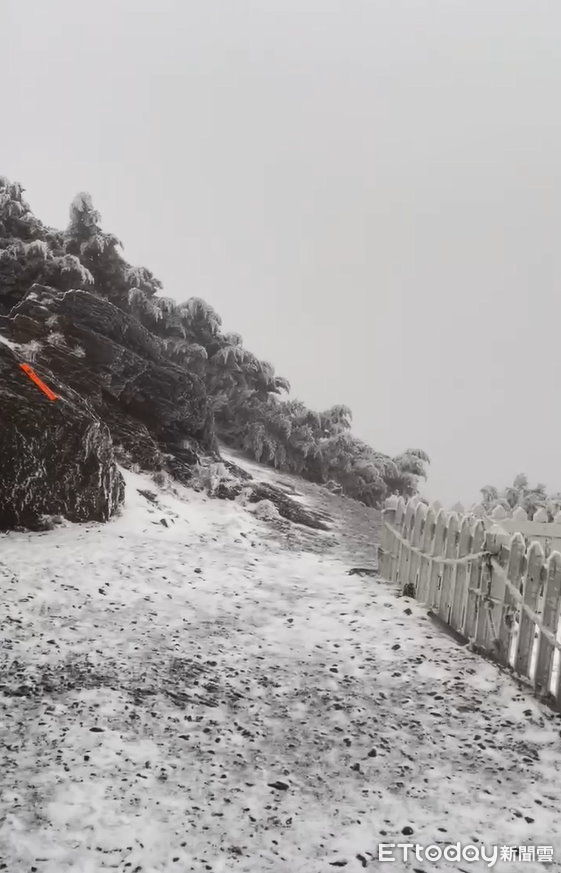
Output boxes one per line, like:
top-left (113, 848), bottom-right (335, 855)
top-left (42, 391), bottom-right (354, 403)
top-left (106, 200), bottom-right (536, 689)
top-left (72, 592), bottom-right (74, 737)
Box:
top-left (378, 496), bottom-right (561, 706)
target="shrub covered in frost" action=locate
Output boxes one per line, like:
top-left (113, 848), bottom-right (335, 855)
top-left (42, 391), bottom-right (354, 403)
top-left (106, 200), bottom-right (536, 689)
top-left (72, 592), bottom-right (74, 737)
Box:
top-left (251, 499), bottom-right (281, 521)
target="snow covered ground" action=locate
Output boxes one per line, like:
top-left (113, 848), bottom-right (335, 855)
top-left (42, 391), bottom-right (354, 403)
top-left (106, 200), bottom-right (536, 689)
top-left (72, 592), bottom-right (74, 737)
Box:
top-left (1, 459), bottom-right (561, 872)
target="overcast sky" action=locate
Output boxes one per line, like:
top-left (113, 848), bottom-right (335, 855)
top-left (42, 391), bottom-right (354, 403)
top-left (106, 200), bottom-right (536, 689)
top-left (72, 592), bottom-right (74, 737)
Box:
top-left (3, 0), bottom-right (561, 505)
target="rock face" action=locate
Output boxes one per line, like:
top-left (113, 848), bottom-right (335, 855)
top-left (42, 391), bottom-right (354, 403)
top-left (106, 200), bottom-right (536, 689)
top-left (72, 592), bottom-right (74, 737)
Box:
top-left (0, 342), bottom-right (124, 529)
top-left (1, 285), bottom-right (217, 473)
top-left (0, 179), bottom-right (246, 530)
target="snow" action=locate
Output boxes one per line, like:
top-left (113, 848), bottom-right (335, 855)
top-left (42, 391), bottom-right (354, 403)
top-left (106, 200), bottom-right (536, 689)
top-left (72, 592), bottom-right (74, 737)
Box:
top-left (0, 334), bottom-right (21, 351)
top-left (24, 240), bottom-right (49, 260)
top-left (1, 464), bottom-right (561, 872)
top-left (0, 335), bottom-right (43, 359)
top-left (46, 332), bottom-right (67, 348)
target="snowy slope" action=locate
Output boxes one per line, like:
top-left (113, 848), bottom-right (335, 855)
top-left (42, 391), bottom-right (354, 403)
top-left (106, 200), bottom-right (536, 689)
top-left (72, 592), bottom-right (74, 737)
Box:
top-left (1, 461), bottom-right (561, 872)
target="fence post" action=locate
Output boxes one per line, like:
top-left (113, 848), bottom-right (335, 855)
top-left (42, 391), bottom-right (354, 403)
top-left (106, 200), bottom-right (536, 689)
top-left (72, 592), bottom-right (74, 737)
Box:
top-left (408, 502), bottom-right (426, 594)
top-left (438, 512), bottom-right (459, 623)
top-left (390, 497), bottom-right (406, 583)
top-left (428, 509), bottom-right (447, 610)
top-left (493, 532), bottom-right (525, 667)
top-left (491, 504), bottom-right (509, 521)
top-left (515, 541), bottom-right (545, 683)
top-left (417, 506), bottom-right (436, 603)
top-left (473, 525), bottom-right (510, 652)
top-left (450, 515), bottom-right (472, 632)
top-left (462, 519), bottom-right (485, 639)
top-left (396, 499), bottom-right (416, 589)
top-left (380, 495), bottom-right (399, 579)
top-left (533, 551), bottom-right (561, 695)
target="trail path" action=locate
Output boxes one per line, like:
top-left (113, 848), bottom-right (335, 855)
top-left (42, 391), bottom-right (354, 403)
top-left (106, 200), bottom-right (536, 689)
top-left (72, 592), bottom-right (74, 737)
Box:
top-left (1, 455), bottom-right (561, 872)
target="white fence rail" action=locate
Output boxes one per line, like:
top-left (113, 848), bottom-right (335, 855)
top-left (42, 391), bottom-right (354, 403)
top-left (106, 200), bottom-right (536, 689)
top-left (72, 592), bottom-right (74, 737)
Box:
top-left (378, 496), bottom-right (561, 706)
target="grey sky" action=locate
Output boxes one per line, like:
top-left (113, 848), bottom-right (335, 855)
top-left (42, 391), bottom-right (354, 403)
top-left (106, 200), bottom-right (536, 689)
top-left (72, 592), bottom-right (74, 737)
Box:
top-left (3, 0), bottom-right (561, 505)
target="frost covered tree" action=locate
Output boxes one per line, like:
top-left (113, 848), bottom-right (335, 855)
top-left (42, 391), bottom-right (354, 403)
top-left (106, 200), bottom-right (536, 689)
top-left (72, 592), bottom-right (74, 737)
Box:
top-left (480, 473), bottom-right (552, 518)
top-left (0, 181), bottom-right (94, 312)
top-left (385, 449), bottom-right (431, 497)
top-left (65, 192), bottom-right (161, 306)
top-left (319, 405), bottom-right (353, 436)
top-left (0, 177), bottom-right (43, 241)
top-left (66, 192), bottom-right (103, 246)
top-left (317, 432), bottom-right (393, 505)
top-left (238, 398), bottom-right (320, 474)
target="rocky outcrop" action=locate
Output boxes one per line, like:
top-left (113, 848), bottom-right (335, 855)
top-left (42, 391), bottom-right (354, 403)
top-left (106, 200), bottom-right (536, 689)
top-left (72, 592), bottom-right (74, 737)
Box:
top-left (0, 342), bottom-right (124, 529)
top-left (1, 286), bottom-right (217, 473)
top-left (0, 284), bottom-right (221, 527)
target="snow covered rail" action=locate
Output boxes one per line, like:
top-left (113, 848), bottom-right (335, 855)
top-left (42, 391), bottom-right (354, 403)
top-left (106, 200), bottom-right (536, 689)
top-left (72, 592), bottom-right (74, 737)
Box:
top-left (378, 496), bottom-right (561, 707)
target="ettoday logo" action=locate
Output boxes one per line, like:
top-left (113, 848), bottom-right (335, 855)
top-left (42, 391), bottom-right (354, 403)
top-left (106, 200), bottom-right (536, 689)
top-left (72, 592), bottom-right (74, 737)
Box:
top-left (378, 843), bottom-right (554, 866)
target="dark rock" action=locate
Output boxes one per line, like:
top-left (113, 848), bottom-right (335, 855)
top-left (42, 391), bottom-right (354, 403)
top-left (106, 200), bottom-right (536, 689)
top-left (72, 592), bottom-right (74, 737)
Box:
top-left (325, 480), bottom-right (343, 494)
top-left (401, 826), bottom-right (414, 835)
top-left (246, 482), bottom-right (330, 531)
top-left (221, 457), bottom-right (253, 482)
top-left (103, 403), bottom-right (165, 471)
top-left (0, 286), bottom-right (217, 497)
top-left (165, 440), bottom-right (206, 483)
top-left (215, 479), bottom-right (244, 500)
top-left (5, 286), bottom-right (215, 446)
top-left (0, 343), bottom-right (124, 530)
top-left (267, 780), bottom-right (289, 791)
top-left (137, 489), bottom-right (158, 504)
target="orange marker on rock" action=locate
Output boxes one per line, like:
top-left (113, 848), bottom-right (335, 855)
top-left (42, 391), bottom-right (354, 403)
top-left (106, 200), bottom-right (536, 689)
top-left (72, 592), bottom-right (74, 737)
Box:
top-left (19, 363), bottom-right (59, 401)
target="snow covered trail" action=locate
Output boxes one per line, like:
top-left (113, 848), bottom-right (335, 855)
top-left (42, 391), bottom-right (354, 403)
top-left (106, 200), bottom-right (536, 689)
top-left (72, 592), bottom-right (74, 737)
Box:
top-left (1, 465), bottom-right (561, 873)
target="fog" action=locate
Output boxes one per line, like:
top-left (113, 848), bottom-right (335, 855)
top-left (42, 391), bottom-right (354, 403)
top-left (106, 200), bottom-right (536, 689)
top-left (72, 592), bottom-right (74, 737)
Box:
top-left (3, 0), bottom-right (561, 504)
